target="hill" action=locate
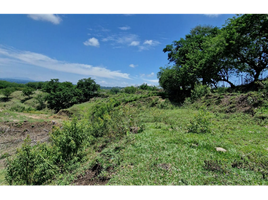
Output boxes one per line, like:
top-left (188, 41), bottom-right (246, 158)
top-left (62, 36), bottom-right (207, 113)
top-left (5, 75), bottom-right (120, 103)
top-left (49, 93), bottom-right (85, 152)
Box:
top-left (0, 83), bottom-right (268, 185)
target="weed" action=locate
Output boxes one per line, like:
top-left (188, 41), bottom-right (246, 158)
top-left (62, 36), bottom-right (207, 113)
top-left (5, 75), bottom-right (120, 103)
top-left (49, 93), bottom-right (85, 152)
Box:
top-left (187, 107), bottom-right (212, 134)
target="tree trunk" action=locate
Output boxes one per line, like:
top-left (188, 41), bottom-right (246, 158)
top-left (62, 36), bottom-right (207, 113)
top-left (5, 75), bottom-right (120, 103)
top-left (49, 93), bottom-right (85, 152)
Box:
top-left (222, 79), bottom-right (235, 88)
top-left (254, 69), bottom-right (261, 82)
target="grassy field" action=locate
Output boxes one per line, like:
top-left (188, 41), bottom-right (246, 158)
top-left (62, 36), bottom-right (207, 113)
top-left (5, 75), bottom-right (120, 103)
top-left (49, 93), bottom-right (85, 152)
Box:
top-left (0, 86), bottom-right (268, 185)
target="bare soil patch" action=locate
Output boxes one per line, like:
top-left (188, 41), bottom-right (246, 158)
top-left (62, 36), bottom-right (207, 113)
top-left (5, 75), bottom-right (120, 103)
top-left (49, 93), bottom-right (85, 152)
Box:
top-left (72, 165), bottom-right (111, 186)
top-left (0, 121), bottom-right (61, 169)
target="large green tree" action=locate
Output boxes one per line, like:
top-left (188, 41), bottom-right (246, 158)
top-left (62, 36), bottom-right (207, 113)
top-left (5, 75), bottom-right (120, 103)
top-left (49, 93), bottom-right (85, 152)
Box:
top-left (222, 14), bottom-right (268, 82)
top-left (76, 78), bottom-right (100, 102)
top-left (161, 25), bottom-right (222, 96)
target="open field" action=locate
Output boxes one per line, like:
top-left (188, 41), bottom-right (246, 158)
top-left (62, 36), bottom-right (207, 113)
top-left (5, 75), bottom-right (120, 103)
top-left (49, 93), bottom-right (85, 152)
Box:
top-left (0, 86), bottom-right (268, 185)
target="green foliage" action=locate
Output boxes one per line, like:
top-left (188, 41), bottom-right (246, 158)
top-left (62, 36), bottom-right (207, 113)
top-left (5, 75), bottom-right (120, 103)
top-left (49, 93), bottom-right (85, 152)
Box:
top-left (5, 117), bottom-right (89, 185)
top-left (190, 84), bottom-right (211, 102)
top-left (110, 87), bottom-right (120, 94)
top-left (222, 14), bottom-right (268, 81)
top-left (139, 83), bottom-right (157, 91)
top-left (34, 93), bottom-right (47, 110)
top-left (22, 87), bottom-right (35, 98)
top-left (5, 136), bottom-right (58, 185)
top-left (26, 82), bottom-right (45, 90)
top-left (76, 78), bottom-right (100, 102)
top-left (9, 105), bottom-right (35, 112)
top-left (188, 107), bottom-right (212, 133)
top-left (0, 80), bottom-right (25, 90)
top-left (50, 118), bottom-right (89, 163)
top-left (1, 87), bottom-right (15, 99)
top-left (124, 86), bottom-right (137, 94)
top-left (44, 79), bottom-right (78, 112)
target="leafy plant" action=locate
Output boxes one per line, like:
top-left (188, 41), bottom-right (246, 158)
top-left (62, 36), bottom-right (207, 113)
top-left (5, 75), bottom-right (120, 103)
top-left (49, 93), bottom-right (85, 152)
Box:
top-left (22, 87), bottom-right (35, 98)
top-left (124, 86), bottom-right (137, 94)
top-left (191, 84), bottom-right (211, 102)
top-left (188, 107), bottom-right (212, 133)
top-left (1, 87), bottom-right (15, 99)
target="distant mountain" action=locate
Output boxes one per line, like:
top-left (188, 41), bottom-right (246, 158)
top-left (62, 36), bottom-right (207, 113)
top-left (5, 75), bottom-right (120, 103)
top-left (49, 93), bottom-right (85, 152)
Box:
top-left (0, 78), bottom-right (37, 84)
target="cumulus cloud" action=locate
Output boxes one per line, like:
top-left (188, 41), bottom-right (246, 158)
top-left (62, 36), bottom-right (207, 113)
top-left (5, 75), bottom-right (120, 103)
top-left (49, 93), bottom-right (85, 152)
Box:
top-left (0, 46), bottom-right (130, 79)
top-left (204, 14), bottom-right (220, 18)
top-left (119, 26), bottom-right (131, 30)
top-left (83, 37), bottom-right (100, 47)
top-left (28, 14), bottom-right (62, 24)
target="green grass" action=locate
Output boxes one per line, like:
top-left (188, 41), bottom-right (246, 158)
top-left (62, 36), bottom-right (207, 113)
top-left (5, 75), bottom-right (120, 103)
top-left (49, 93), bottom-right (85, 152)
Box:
top-left (1, 88), bottom-right (268, 185)
top-left (0, 169), bottom-right (7, 185)
top-left (98, 106), bottom-right (268, 185)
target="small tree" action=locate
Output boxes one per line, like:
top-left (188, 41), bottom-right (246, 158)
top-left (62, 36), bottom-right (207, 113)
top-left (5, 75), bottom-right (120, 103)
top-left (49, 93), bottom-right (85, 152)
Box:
top-left (34, 94), bottom-right (47, 110)
top-left (110, 87), bottom-right (120, 94)
top-left (1, 87), bottom-right (14, 99)
top-left (76, 78), bottom-right (100, 102)
top-left (124, 86), bottom-right (137, 94)
top-left (22, 87), bottom-right (35, 98)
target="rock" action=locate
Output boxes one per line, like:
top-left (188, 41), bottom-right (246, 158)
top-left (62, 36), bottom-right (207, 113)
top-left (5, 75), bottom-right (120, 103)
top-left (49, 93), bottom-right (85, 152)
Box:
top-left (215, 147), bottom-right (227, 152)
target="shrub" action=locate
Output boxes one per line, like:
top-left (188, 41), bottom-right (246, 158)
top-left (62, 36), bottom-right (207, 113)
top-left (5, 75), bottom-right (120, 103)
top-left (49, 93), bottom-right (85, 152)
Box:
top-left (34, 94), bottom-right (47, 110)
top-left (5, 118), bottom-right (89, 185)
top-left (188, 107), bottom-right (212, 134)
top-left (5, 136), bottom-right (58, 185)
top-left (110, 87), bottom-right (120, 94)
top-left (22, 87), bottom-right (35, 98)
top-left (50, 117), bottom-right (89, 163)
top-left (1, 87), bottom-right (15, 99)
top-left (191, 84), bottom-right (211, 102)
top-left (124, 86), bottom-right (137, 94)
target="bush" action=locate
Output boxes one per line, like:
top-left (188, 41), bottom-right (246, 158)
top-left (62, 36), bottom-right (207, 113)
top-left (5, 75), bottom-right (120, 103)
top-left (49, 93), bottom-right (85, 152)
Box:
top-left (50, 118), bottom-right (89, 163)
top-left (124, 86), bottom-right (137, 94)
top-left (5, 118), bottom-right (89, 185)
top-left (1, 87), bottom-right (15, 99)
top-left (5, 136), bottom-right (58, 185)
top-left (34, 94), bottom-right (47, 110)
top-left (110, 87), bottom-right (120, 94)
top-left (187, 107), bottom-right (212, 134)
top-left (191, 84), bottom-right (211, 102)
top-left (22, 87), bottom-right (35, 98)
top-left (9, 105), bottom-right (35, 112)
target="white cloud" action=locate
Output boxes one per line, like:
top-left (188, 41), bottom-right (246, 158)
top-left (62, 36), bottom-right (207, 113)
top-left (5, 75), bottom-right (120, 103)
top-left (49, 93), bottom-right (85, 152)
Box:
top-left (0, 46), bottom-right (130, 79)
top-left (28, 14), bottom-right (62, 24)
top-left (130, 41), bottom-right (140, 46)
top-left (129, 64), bottom-right (137, 68)
top-left (83, 37), bottom-right (100, 47)
top-left (147, 72), bottom-right (154, 77)
top-left (204, 14), bottom-right (220, 18)
top-left (144, 40), bottom-right (153, 45)
top-left (119, 26), bottom-right (131, 30)
top-left (123, 13), bottom-right (135, 16)
top-left (102, 33), bottom-right (139, 46)
top-left (138, 40), bottom-right (160, 51)
top-left (143, 40), bottom-right (160, 46)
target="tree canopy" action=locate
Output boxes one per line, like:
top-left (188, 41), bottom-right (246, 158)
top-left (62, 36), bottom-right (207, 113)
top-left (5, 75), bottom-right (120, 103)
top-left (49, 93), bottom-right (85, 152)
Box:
top-left (159, 14), bottom-right (268, 99)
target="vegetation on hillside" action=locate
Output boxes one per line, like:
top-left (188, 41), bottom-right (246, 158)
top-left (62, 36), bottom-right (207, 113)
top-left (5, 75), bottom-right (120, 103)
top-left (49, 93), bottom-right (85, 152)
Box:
top-left (1, 14), bottom-right (268, 186)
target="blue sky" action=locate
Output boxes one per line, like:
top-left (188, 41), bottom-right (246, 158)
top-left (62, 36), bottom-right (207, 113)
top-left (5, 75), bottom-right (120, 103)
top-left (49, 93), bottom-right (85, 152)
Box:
top-left (0, 14), bottom-right (236, 86)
